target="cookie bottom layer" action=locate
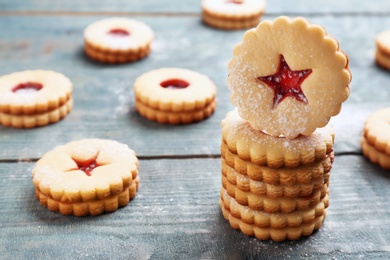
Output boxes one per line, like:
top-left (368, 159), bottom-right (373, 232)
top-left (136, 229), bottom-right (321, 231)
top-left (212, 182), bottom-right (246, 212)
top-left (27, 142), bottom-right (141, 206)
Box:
top-left (0, 98), bottom-right (73, 128)
top-left (375, 49), bottom-right (390, 71)
top-left (85, 42), bottom-right (151, 64)
top-left (361, 136), bottom-right (390, 169)
top-left (202, 10), bottom-right (263, 30)
top-left (135, 99), bottom-right (216, 124)
top-left (220, 199), bottom-right (326, 242)
top-left (35, 180), bottom-right (138, 216)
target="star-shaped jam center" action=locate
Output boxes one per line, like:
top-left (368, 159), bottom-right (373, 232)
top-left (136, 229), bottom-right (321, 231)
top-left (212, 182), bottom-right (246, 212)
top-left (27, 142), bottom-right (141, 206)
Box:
top-left (257, 55), bottom-right (312, 108)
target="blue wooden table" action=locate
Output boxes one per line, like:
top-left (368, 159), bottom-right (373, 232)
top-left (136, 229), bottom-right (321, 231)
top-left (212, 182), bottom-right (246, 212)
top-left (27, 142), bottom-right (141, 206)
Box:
top-left (1, 1), bottom-right (390, 259)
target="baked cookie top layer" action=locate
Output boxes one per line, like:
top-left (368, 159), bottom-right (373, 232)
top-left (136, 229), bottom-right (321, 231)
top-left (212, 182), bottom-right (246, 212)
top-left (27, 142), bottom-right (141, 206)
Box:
top-left (84, 17), bottom-right (154, 51)
top-left (0, 70), bottom-right (72, 115)
top-left (227, 16), bottom-right (351, 139)
top-left (32, 139), bottom-right (138, 203)
top-left (222, 109), bottom-right (334, 168)
top-left (202, 0), bottom-right (266, 17)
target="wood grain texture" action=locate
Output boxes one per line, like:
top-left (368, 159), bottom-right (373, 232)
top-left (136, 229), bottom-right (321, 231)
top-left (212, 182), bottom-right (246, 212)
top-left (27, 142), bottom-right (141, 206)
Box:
top-left (1, 15), bottom-right (390, 159)
top-left (1, 156), bottom-right (390, 259)
top-left (0, 0), bottom-right (389, 14)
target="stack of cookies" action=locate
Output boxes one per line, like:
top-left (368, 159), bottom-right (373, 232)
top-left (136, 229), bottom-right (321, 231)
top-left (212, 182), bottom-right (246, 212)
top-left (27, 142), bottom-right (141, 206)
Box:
top-left (361, 108), bottom-right (390, 170)
top-left (0, 70), bottom-right (73, 128)
top-left (220, 16), bottom-right (351, 241)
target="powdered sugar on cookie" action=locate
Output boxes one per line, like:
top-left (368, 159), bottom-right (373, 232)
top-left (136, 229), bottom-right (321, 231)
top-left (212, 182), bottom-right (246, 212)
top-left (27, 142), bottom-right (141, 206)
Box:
top-left (227, 16), bottom-right (351, 139)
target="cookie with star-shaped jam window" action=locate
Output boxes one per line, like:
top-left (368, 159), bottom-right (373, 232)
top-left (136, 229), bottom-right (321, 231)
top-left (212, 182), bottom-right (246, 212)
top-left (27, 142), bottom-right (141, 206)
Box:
top-left (227, 16), bottom-right (351, 139)
top-left (32, 139), bottom-right (139, 216)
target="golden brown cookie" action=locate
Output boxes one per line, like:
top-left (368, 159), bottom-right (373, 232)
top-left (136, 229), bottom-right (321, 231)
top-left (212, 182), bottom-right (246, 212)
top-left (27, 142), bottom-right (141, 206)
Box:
top-left (361, 136), bottom-right (390, 170)
top-left (0, 98), bottom-right (73, 128)
top-left (220, 186), bottom-right (329, 229)
top-left (222, 109), bottom-right (334, 168)
top-left (134, 68), bottom-right (217, 124)
top-left (220, 199), bottom-right (327, 242)
top-left (222, 158), bottom-right (330, 198)
top-left (0, 70), bottom-right (73, 128)
top-left (84, 18), bottom-right (154, 64)
top-left (363, 108), bottom-right (390, 156)
top-left (32, 139), bottom-right (139, 216)
top-left (202, 0), bottom-right (266, 30)
top-left (221, 140), bottom-right (333, 186)
top-left (376, 31), bottom-right (390, 70)
top-left (227, 16), bottom-right (351, 139)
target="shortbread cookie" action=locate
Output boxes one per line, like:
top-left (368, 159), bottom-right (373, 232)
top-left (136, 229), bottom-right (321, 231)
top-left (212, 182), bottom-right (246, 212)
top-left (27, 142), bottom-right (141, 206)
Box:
top-left (223, 174), bottom-right (327, 213)
top-left (202, 0), bottom-right (266, 30)
top-left (84, 18), bottom-right (154, 64)
top-left (222, 162), bottom-right (330, 198)
top-left (134, 68), bottom-right (217, 124)
top-left (35, 178), bottom-right (139, 216)
top-left (221, 200), bottom-right (326, 241)
top-left (0, 98), bottom-right (73, 128)
top-left (361, 136), bottom-right (390, 170)
top-left (32, 139), bottom-right (139, 216)
top-left (222, 109), bottom-right (334, 168)
top-left (221, 141), bottom-right (333, 185)
top-left (0, 70), bottom-right (72, 115)
top-left (376, 31), bottom-right (390, 70)
top-left (220, 187), bottom-right (328, 229)
top-left (363, 108), bottom-right (390, 156)
top-left (227, 16), bottom-right (351, 139)
top-left (135, 99), bottom-right (216, 125)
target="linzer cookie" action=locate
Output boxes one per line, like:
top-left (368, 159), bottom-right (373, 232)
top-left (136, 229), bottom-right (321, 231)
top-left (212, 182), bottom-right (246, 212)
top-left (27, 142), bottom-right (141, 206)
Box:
top-left (227, 16), bottom-right (351, 139)
top-left (375, 31), bottom-right (390, 71)
top-left (220, 187), bottom-right (328, 241)
top-left (222, 110), bottom-right (335, 168)
top-left (134, 68), bottom-right (217, 124)
top-left (32, 139), bottom-right (139, 216)
top-left (202, 0), bottom-right (266, 30)
top-left (220, 16), bottom-right (351, 241)
top-left (221, 142), bottom-right (333, 186)
top-left (362, 108), bottom-right (390, 169)
top-left (0, 70), bottom-right (73, 128)
top-left (84, 18), bottom-right (154, 64)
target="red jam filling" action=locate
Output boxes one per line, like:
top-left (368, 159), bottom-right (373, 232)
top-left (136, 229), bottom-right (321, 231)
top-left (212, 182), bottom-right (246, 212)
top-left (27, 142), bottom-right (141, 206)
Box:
top-left (12, 82), bottom-right (43, 94)
top-left (160, 79), bottom-right (190, 89)
top-left (76, 160), bottom-right (98, 176)
top-left (257, 55), bottom-right (312, 108)
top-left (107, 28), bottom-right (130, 37)
top-left (226, 0), bottom-right (243, 4)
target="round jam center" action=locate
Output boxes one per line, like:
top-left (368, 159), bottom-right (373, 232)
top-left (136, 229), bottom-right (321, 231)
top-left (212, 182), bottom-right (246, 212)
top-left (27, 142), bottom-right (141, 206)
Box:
top-left (226, 0), bottom-right (243, 4)
top-left (107, 28), bottom-right (130, 37)
top-left (160, 79), bottom-right (190, 89)
top-left (12, 82), bottom-right (43, 94)
top-left (76, 160), bottom-right (98, 176)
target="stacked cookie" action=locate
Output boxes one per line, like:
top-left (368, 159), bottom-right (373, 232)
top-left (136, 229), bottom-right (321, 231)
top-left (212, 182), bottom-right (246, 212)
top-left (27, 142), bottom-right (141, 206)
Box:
top-left (0, 70), bottom-right (73, 128)
top-left (221, 17), bottom-right (351, 241)
top-left (361, 108), bottom-right (390, 169)
top-left (84, 18), bottom-right (154, 64)
top-left (375, 31), bottom-right (390, 71)
top-left (202, 0), bottom-right (266, 30)
top-left (133, 68), bottom-right (217, 124)
top-left (32, 139), bottom-right (139, 216)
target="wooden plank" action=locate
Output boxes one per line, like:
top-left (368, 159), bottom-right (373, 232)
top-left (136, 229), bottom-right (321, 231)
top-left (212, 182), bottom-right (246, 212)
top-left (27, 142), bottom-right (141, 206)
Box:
top-left (0, 15), bottom-right (389, 159)
top-left (1, 156), bottom-right (390, 258)
top-left (0, 0), bottom-right (389, 14)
